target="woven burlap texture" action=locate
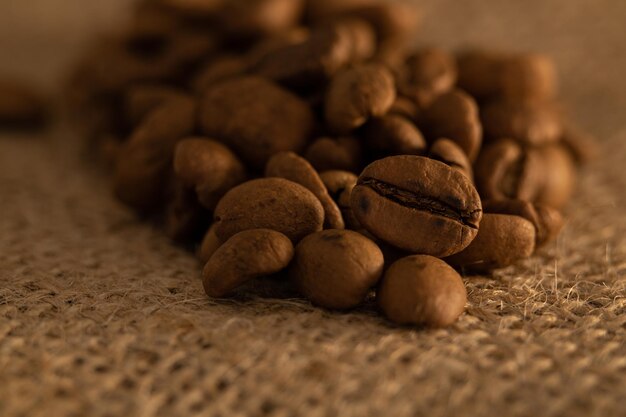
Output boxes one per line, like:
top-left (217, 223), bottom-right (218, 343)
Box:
top-left (1, 1), bottom-right (625, 417)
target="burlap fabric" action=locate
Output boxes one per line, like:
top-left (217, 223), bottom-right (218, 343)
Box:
top-left (1, 1), bottom-right (625, 416)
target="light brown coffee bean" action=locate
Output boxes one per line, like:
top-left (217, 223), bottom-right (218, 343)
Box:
top-left (217, 0), bottom-right (305, 38)
top-left (265, 152), bottom-right (345, 229)
top-left (174, 138), bottom-right (247, 210)
top-left (325, 63), bottom-right (396, 134)
top-left (289, 230), bottom-right (384, 309)
top-left (445, 213), bottom-right (536, 272)
top-left (362, 114), bottom-right (427, 156)
top-left (421, 89), bottom-right (482, 161)
top-left (319, 170), bottom-right (358, 198)
top-left (197, 224), bottom-right (222, 263)
top-left (192, 56), bottom-right (249, 94)
top-left (351, 155), bottom-right (482, 257)
top-left (199, 76), bottom-right (314, 169)
top-left (499, 53), bottom-right (557, 101)
top-left (481, 99), bottom-right (563, 146)
top-left (125, 84), bottom-right (187, 125)
top-left (203, 229), bottom-right (294, 298)
top-left (378, 255), bottom-right (467, 327)
top-left (428, 138), bottom-right (473, 181)
top-left (338, 17), bottom-right (377, 62)
top-left (0, 79), bottom-right (47, 128)
top-left (533, 204), bottom-right (565, 248)
top-left (399, 48), bottom-right (458, 107)
top-left (389, 96), bottom-right (420, 121)
top-left (304, 137), bottom-right (363, 173)
top-left (560, 127), bottom-right (598, 166)
top-left (114, 95), bottom-right (196, 211)
top-left (534, 144), bottom-right (576, 209)
top-left (213, 178), bottom-right (324, 243)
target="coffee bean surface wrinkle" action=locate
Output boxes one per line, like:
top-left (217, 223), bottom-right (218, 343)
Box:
top-left (199, 76), bottom-right (314, 169)
top-left (289, 230), bottom-right (384, 309)
top-left (0, 79), bottom-right (47, 127)
top-left (363, 114), bottom-right (427, 156)
top-left (213, 177), bottom-right (324, 243)
top-left (481, 99), bottom-right (563, 146)
top-left (351, 155), bottom-right (482, 257)
top-left (445, 213), bottom-right (536, 272)
top-left (114, 95), bottom-right (196, 212)
top-left (174, 138), bottom-right (247, 210)
top-left (325, 63), bottom-right (396, 134)
top-left (265, 152), bottom-right (345, 230)
top-left (378, 255), bottom-right (467, 327)
top-left (422, 89), bottom-right (482, 161)
top-left (428, 138), bottom-right (473, 181)
top-left (203, 229), bottom-right (294, 298)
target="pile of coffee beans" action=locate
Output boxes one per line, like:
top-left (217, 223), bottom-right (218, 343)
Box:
top-left (67, 0), bottom-right (594, 327)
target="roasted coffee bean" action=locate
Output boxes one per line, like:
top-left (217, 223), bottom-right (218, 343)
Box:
top-left (325, 63), bottom-right (396, 134)
top-left (474, 138), bottom-right (544, 203)
top-left (378, 255), bottom-right (467, 327)
top-left (534, 144), bottom-right (576, 209)
top-left (173, 138), bottom-right (247, 210)
top-left (114, 95), bottom-right (196, 211)
top-left (362, 114), bottom-right (427, 156)
top-left (351, 155), bottom-right (482, 257)
top-left (561, 127), bottom-right (598, 166)
top-left (338, 17), bottom-right (377, 62)
top-left (399, 48), bottom-right (458, 107)
top-left (163, 180), bottom-right (209, 242)
top-left (125, 84), bottom-right (187, 125)
top-left (389, 96), bottom-right (420, 121)
top-left (421, 89), bottom-right (482, 162)
top-left (199, 76), bottom-right (314, 169)
top-left (319, 170), bottom-right (358, 199)
top-left (289, 230), bottom-right (384, 309)
top-left (445, 213), bottom-right (536, 272)
top-left (481, 99), bottom-right (563, 146)
top-left (482, 198), bottom-right (564, 248)
top-left (203, 229), bottom-right (294, 298)
top-left (428, 138), bottom-right (473, 181)
top-left (192, 56), bottom-right (249, 93)
top-left (265, 152), bottom-right (345, 229)
top-left (345, 3), bottom-right (420, 44)
top-left (304, 137), bottom-right (363, 173)
top-left (213, 178), bottom-right (324, 243)
top-left (456, 49), bottom-right (504, 99)
top-left (217, 0), bottom-right (305, 39)
top-left (0, 79), bottom-right (47, 128)
top-left (197, 224), bottom-right (222, 263)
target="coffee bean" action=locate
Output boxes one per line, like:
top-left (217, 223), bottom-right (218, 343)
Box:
top-left (362, 114), bottom-right (427, 156)
top-left (213, 178), bottom-right (324, 243)
top-left (289, 230), bottom-right (384, 309)
top-left (199, 76), bottom-right (314, 169)
top-left (421, 89), bottom-right (482, 161)
top-left (499, 53), bottom-right (557, 101)
top-left (203, 229), bottom-right (294, 298)
top-left (534, 144), bottom-right (576, 209)
top-left (445, 213), bottom-right (536, 272)
top-left (125, 84), bottom-right (187, 125)
top-left (319, 170), bottom-right (358, 199)
top-left (456, 49), bottom-right (504, 100)
top-left (0, 79), bottom-right (47, 128)
top-left (163, 180), bottom-right (209, 242)
top-left (533, 204), bottom-right (565, 248)
top-left (192, 56), bottom-right (249, 93)
top-left (481, 99), bottom-right (563, 146)
top-left (560, 127), bottom-right (598, 166)
top-left (114, 95), bottom-right (196, 211)
top-left (217, 0), bottom-right (305, 39)
top-left (388, 96), bottom-right (420, 121)
top-left (399, 48), bottom-right (458, 107)
top-left (351, 155), bottom-right (482, 257)
top-left (378, 255), bottom-right (467, 327)
top-left (305, 0), bottom-right (374, 21)
top-left (428, 138), bottom-right (473, 181)
top-left (346, 3), bottom-right (420, 44)
top-left (304, 137), bottom-right (363, 173)
top-left (197, 224), bottom-right (222, 263)
top-left (325, 63), bottom-right (396, 134)
top-left (265, 152), bottom-right (345, 229)
top-left (173, 138), bottom-right (247, 210)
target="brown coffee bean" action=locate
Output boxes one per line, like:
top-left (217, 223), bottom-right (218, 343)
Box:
top-left (482, 198), bottom-right (564, 248)
top-left (319, 170), bottom-right (358, 198)
top-left (0, 79), bottom-right (47, 128)
top-left (389, 96), bottom-right (420, 121)
top-left (305, 0), bottom-right (374, 21)
top-left (199, 76), bottom-right (314, 169)
top-left (192, 56), bottom-right (248, 93)
top-left (217, 0), bottom-right (305, 39)
top-left (560, 127), bottom-right (598, 166)
top-left (253, 24), bottom-right (354, 89)
top-left (163, 180), bottom-right (209, 242)
top-left (114, 95), bottom-right (196, 211)
top-left (421, 89), bottom-right (482, 162)
top-left (428, 138), bottom-right (473, 181)
top-left (203, 229), bottom-right (294, 298)
top-left (197, 224), bottom-right (222, 263)
top-left (338, 18), bottom-right (377, 62)
top-left (304, 137), bottom-right (363, 173)
top-left (399, 48), bottom-right (458, 107)
top-left (474, 138), bottom-right (545, 203)
top-left (173, 138), bottom-right (247, 210)
top-left (534, 144), bottom-right (576, 209)
top-left (456, 49), bottom-right (504, 99)
top-left (325, 63), bottom-right (396, 134)
top-left (499, 54), bottom-right (557, 101)
top-left (125, 84), bottom-right (187, 125)
top-left (213, 178), bottom-right (324, 243)
top-left (347, 3), bottom-right (420, 44)
top-left (265, 152), bottom-right (345, 229)
top-left (481, 99), bottom-right (563, 146)
top-left (378, 255), bottom-right (467, 327)
top-left (289, 230), bottom-right (384, 309)
top-left (362, 114), bottom-right (427, 156)
top-left (445, 213), bottom-right (536, 272)
top-left (351, 155), bottom-right (482, 257)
